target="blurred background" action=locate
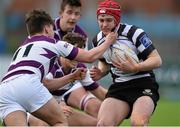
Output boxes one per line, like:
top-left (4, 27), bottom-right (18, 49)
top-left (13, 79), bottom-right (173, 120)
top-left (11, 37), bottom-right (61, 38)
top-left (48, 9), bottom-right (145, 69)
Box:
top-left (0, 0), bottom-right (180, 125)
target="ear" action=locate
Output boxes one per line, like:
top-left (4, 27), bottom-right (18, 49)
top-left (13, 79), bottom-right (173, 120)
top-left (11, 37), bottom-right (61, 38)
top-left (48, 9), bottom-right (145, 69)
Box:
top-left (44, 25), bottom-right (49, 34)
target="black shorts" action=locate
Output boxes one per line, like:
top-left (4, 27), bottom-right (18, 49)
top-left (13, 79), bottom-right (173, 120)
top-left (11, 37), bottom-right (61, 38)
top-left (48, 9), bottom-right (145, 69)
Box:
top-left (106, 77), bottom-right (160, 118)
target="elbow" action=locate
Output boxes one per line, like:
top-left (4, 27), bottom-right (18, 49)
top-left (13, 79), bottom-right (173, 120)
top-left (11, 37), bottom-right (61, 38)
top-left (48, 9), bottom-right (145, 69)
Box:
top-left (156, 57), bottom-right (162, 68)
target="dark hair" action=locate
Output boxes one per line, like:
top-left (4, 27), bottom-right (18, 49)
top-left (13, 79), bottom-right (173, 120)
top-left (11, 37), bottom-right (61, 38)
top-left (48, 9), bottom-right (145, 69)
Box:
top-left (62, 33), bottom-right (86, 48)
top-left (25, 9), bottom-right (54, 36)
top-left (60, 0), bottom-right (82, 11)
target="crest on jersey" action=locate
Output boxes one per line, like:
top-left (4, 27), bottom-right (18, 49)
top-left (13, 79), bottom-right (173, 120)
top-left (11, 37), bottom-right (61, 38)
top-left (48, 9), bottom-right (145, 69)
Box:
top-left (139, 34), bottom-right (152, 48)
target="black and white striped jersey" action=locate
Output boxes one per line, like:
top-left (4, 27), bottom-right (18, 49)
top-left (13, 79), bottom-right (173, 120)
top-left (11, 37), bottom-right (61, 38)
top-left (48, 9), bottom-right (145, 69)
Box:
top-left (92, 23), bottom-right (156, 83)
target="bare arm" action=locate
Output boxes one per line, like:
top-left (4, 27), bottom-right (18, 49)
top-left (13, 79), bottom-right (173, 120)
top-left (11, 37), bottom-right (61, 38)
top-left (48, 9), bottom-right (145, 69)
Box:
top-left (112, 49), bottom-right (162, 73)
top-left (43, 68), bottom-right (86, 91)
top-left (90, 60), bottom-right (110, 81)
top-left (136, 49), bottom-right (162, 72)
top-left (74, 32), bottom-right (117, 63)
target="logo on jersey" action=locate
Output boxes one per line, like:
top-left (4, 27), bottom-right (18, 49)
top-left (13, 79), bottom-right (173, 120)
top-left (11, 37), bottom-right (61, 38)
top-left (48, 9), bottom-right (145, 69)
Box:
top-left (64, 43), bottom-right (70, 48)
top-left (100, 9), bottom-right (106, 14)
top-left (142, 89), bottom-right (153, 96)
top-left (139, 34), bottom-right (152, 48)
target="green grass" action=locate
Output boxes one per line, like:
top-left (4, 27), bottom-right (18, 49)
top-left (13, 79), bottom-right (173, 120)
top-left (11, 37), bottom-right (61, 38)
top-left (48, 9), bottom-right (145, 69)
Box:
top-left (0, 100), bottom-right (179, 126)
top-left (121, 100), bottom-right (180, 126)
top-left (0, 119), bottom-right (2, 127)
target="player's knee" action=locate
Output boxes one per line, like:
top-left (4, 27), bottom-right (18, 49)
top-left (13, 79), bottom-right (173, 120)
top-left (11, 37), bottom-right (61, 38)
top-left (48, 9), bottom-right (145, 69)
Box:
top-left (97, 119), bottom-right (116, 126)
top-left (130, 114), bottom-right (149, 126)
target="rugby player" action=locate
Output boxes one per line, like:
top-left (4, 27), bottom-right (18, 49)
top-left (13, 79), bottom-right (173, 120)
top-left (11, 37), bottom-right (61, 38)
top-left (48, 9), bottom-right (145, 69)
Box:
top-left (90, 0), bottom-right (162, 126)
top-left (0, 9), bottom-right (117, 126)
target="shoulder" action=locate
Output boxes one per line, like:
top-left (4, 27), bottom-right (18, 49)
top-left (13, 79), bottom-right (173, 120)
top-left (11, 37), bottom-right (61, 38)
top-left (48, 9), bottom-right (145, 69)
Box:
top-left (118, 23), bottom-right (145, 36)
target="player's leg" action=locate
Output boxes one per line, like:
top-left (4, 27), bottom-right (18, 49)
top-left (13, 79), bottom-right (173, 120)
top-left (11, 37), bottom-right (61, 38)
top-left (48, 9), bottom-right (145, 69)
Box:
top-left (130, 96), bottom-right (154, 126)
top-left (82, 92), bottom-right (101, 117)
top-left (97, 97), bottom-right (130, 126)
top-left (31, 97), bottom-right (67, 126)
top-left (3, 111), bottom-right (27, 126)
top-left (66, 86), bottom-right (101, 117)
top-left (64, 105), bottom-right (97, 126)
top-left (0, 75), bottom-right (30, 126)
top-left (28, 102), bottom-right (97, 126)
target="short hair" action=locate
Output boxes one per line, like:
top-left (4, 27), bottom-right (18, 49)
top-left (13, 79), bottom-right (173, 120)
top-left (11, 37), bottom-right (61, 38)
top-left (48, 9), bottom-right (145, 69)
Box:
top-left (62, 33), bottom-right (86, 48)
top-left (60, 0), bottom-right (82, 11)
top-left (25, 9), bottom-right (54, 36)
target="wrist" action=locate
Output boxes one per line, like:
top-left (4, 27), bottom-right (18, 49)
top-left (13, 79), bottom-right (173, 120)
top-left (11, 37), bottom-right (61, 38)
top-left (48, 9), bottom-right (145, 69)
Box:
top-left (69, 73), bottom-right (75, 82)
top-left (134, 63), bottom-right (140, 73)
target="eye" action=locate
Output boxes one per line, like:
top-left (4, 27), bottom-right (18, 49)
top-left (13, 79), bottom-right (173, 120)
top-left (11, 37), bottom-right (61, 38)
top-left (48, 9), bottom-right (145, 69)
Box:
top-left (98, 19), bottom-right (104, 23)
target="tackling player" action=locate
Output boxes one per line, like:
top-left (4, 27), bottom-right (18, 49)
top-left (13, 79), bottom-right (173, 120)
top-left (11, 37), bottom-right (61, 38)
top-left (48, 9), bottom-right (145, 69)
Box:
top-left (28, 32), bottom-right (107, 126)
top-left (0, 9), bottom-right (117, 126)
top-left (53, 0), bottom-right (106, 118)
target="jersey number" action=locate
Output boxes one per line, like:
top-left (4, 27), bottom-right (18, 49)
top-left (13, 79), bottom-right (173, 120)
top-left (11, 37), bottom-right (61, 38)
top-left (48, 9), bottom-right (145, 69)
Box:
top-left (13, 44), bottom-right (33, 61)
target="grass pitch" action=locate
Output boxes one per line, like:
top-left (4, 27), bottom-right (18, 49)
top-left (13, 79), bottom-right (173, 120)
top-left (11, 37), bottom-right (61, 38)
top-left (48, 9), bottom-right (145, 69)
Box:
top-left (121, 99), bottom-right (180, 126)
top-left (0, 99), bottom-right (179, 126)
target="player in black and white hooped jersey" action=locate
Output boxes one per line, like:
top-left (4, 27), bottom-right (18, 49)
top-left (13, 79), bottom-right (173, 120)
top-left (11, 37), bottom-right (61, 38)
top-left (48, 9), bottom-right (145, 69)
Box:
top-left (90, 0), bottom-right (162, 126)
top-left (0, 9), bottom-right (117, 126)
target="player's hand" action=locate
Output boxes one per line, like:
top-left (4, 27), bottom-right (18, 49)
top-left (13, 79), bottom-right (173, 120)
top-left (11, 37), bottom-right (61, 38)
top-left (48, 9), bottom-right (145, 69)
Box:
top-left (59, 102), bottom-right (73, 118)
top-left (105, 32), bottom-right (118, 45)
top-left (71, 68), bottom-right (87, 81)
top-left (90, 65), bottom-right (102, 81)
top-left (112, 54), bottom-right (139, 73)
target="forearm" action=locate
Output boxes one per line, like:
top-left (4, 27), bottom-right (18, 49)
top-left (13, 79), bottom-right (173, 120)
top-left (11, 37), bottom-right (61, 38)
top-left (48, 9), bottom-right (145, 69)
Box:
top-left (43, 74), bottom-right (75, 91)
top-left (75, 32), bottom-right (117, 63)
top-left (86, 42), bottom-right (110, 62)
top-left (136, 50), bottom-right (162, 72)
top-left (98, 61), bottom-right (110, 77)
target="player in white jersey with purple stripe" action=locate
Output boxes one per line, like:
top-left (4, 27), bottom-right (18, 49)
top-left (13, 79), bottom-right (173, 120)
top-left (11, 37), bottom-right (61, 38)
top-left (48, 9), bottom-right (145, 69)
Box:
top-left (0, 9), bottom-right (117, 126)
top-left (53, 0), bottom-right (106, 118)
top-left (27, 0), bottom-right (106, 126)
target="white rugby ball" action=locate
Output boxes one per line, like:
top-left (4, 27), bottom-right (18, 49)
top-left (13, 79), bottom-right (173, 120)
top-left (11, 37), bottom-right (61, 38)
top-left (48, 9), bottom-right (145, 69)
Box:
top-left (108, 42), bottom-right (139, 64)
top-left (105, 42), bottom-right (139, 76)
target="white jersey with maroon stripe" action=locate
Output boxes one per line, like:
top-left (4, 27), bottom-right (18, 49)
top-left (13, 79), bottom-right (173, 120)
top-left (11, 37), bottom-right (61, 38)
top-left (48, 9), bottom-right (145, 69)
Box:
top-left (2, 35), bottom-right (78, 82)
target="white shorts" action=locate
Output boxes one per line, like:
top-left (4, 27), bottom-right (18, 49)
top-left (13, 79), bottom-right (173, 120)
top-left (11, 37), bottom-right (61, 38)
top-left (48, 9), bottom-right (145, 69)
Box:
top-left (53, 81), bottom-right (82, 102)
top-left (0, 74), bottom-right (52, 120)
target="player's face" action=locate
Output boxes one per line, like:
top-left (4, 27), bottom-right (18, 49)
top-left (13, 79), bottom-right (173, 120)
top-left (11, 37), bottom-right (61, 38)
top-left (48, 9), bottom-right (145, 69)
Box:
top-left (60, 5), bottom-right (81, 32)
top-left (97, 14), bottom-right (116, 36)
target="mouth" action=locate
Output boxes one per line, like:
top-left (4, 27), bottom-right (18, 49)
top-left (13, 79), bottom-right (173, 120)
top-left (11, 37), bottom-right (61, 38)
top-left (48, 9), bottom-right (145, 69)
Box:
top-left (68, 21), bottom-right (76, 25)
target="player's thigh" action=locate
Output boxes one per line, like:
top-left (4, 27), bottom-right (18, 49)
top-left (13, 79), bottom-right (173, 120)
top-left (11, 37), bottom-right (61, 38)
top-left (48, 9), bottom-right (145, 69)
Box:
top-left (85, 97), bottom-right (101, 113)
top-left (131, 96), bottom-right (154, 119)
top-left (4, 111), bottom-right (27, 126)
top-left (67, 86), bottom-right (87, 108)
top-left (98, 97), bottom-right (130, 125)
top-left (32, 97), bottom-right (67, 126)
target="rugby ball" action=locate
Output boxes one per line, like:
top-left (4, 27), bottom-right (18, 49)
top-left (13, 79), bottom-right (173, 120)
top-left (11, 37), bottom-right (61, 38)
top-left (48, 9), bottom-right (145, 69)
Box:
top-left (108, 42), bottom-right (139, 64)
top-left (105, 42), bottom-right (139, 76)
